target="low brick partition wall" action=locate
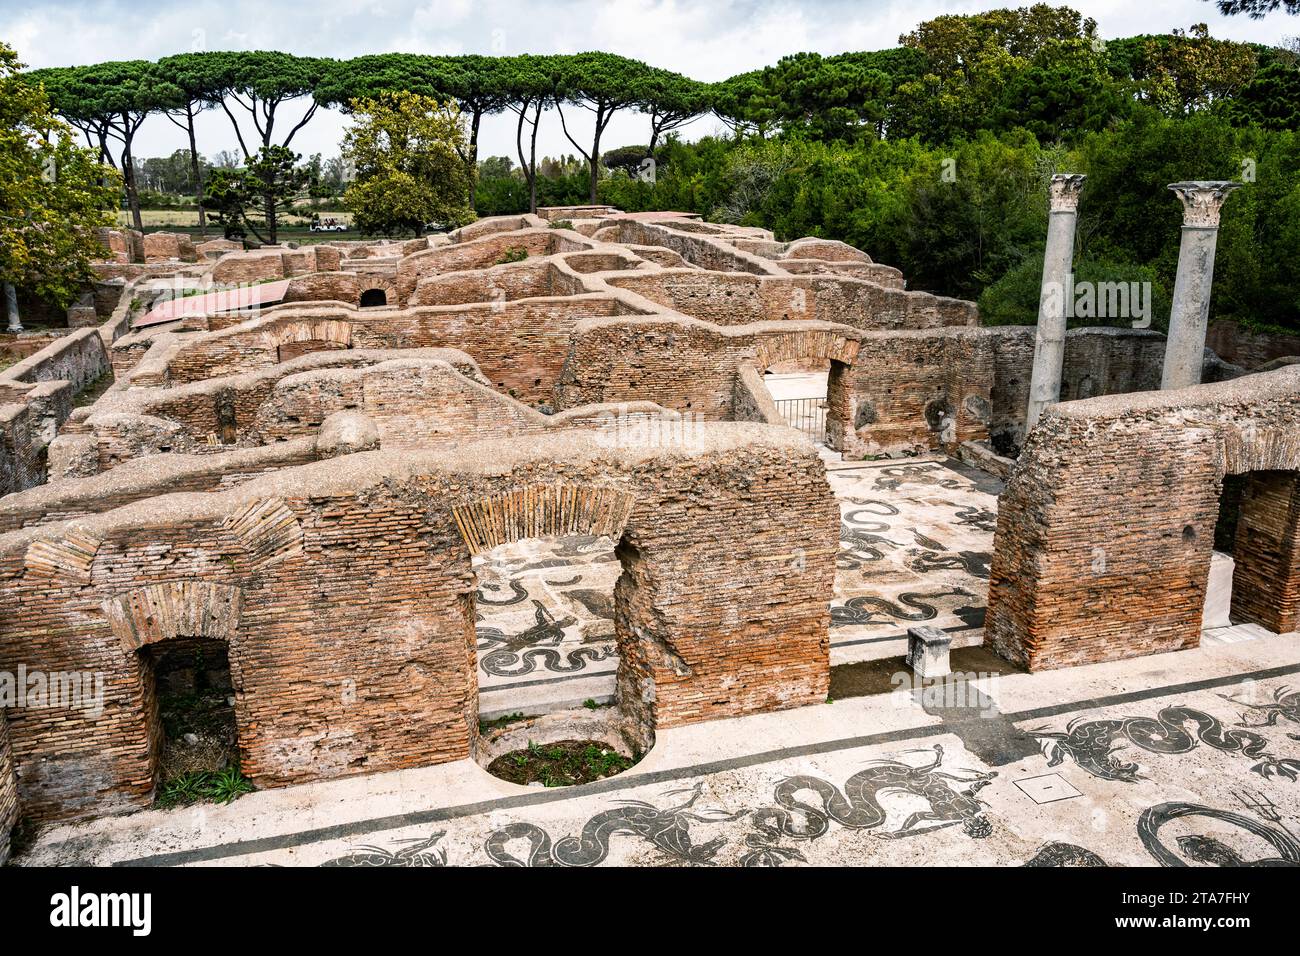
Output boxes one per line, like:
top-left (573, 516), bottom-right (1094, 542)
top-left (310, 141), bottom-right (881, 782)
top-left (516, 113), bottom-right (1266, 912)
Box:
top-left (0, 438), bottom-right (320, 532)
top-left (60, 348), bottom-right (484, 475)
top-left (987, 366), bottom-right (1300, 670)
top-left (0, 425), bottom-right (836, 825)
top-left (160, 295), bottom-right (632, 404)
top-left (0, 328), bottom-right (113, 495)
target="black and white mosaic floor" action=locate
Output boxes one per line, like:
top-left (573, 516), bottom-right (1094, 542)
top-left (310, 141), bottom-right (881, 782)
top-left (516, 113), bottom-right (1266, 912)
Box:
top-left (21, 636), bottom-right (1300, 866)
top-left (472, 453), bottom-right (1002, 717)
top-left (474, 535), bottom-right (621, 718)
top-left (827, 457), bottom-right (997, 666)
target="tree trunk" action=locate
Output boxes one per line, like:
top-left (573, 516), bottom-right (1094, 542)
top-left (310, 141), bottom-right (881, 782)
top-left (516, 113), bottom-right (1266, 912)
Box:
top-left (529, 102), bottom-right (541, 215)
top-left (469, 109), bottom-right (482, 212)
top-left (4, 282), bottom-right (21, 334)
top-left (121, 130), bottom-right (143, 232)
top-left (588, 123), bottom-right (602, 204)
top-left (265, 192), bottom-right (277, 244)
top-left (185, 104), bottom-right (207, 237)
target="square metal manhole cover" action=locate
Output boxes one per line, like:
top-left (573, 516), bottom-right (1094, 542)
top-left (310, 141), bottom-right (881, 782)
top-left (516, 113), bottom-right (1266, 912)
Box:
top-left (1014, 772), bottom-right (1082, 804)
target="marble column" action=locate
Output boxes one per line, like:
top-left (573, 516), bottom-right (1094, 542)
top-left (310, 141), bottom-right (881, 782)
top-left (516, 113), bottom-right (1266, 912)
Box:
top-left (1026, 174), bottom-right (1085, 431)
top-left (4, 282), bottom-right (20, 334)
top-left (1161, 181), bottom-right (1241, 390)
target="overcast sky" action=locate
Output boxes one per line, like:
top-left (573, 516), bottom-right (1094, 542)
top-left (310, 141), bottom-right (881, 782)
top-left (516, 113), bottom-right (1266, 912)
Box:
top-left (2, 0), bottom-right (1291, 165)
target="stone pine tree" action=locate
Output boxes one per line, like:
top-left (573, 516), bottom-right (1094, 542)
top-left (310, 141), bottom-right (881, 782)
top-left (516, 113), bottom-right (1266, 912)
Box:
top-left (195, 51), bottom-right (331, 240)
top-left (200, 145), bottom-right (309, 244)
top-left (156, 54), bottom-right (229, 237)
top-left (341, 92), bottom-right (475, 238)
top-left (1210, 0), bottom-right (1299, 15)
top-left (1, 43), bottom-right (121, 331)
top-left (640, 68), bottom-right (711, 156)
top-left (34, 59), bottom-right (176, 230)
top-left (552, 53), bottom-right (653, 204)
top-left (503, 55), bottom-right (558, 215)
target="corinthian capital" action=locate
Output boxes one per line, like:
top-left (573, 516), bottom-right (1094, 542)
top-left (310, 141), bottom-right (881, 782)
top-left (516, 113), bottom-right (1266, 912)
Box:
top-left (1047, 173), bottom-right (1086, 212)
top-left (1169, 181), bottom-right (1241, 228)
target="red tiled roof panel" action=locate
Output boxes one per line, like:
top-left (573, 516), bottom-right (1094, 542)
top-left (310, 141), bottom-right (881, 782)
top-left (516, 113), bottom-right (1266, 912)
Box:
top-left (134, 280), bottom-right (292, 329)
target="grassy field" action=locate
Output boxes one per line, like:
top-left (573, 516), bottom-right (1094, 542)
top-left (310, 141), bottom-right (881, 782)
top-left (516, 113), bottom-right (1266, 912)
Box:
top-left (117, 209), bottom-right (352, 228)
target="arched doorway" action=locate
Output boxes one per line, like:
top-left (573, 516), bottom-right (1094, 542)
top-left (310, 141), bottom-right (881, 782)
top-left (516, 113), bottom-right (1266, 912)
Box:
top-left (1208, 468), bottom-right (1300, 637)
top-left (453, 483), bottom-right (651, 785)
top-left (360, 288), bottom-right (388, 308)
top-left (103, 581), bottom-right (249, 804)
top-left (753, 330), bottom-right (859, 451)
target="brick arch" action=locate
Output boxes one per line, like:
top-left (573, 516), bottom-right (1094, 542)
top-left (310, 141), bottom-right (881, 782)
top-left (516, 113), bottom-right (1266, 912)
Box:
top-left (752, 329), bottom-right (859, 373)
top-left (451, 483), bottom-right (636, 556)
top-left (102, 581), bottom-right (243, 653)
top-left (1220, 421), bottom-right (1300, 477)
top-left (259, 318), bottom-right (353, 351)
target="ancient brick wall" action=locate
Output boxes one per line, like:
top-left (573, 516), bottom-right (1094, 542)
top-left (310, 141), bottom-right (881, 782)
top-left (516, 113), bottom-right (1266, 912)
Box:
top-left (0, 426), bottom-right (835, 824)
top-left (142, 232), bottom-right (197, 263)
top-left (0, 326), bottom-right (109, 495)
top-left (162, 297), bottom-right (627, 405)
top-left (283, 272), bottom-right (363, 305)
top-left (0, 439), bottom-right (320, 532)
top-left (250, 360), bottom-right (546, 448)
top-left (1231, 471), bottom-right (1300, 633)
top-left (987, 367), bottom-right (1300, 670)
top-left (0, 711), bottom-right (15, 864)
top-left (595, 220), bottom-right (775, 275)
top-left (556, 318), bottom-right (758, 417)
top-left (986, 327), bottom-right (1170, 454)
top-left (396, 230), bottom-right (582, 302)
top-left (835, 328), bottom-right (995, 456)
top-left (1207, 320), bottom-right (1300, 370)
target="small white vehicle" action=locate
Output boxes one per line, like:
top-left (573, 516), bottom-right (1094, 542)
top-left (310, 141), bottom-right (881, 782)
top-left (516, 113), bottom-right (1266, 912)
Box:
top-left (310, 217), bottom-right (349, 233)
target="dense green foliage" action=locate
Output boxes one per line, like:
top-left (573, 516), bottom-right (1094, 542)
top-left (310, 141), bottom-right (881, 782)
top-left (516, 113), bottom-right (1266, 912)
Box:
top-left (0, 43), bottom-right (120, 325)
top-left (341, 92), bottom-right (475, 236)
top-left (13, 5), bottom-right (1300, 328)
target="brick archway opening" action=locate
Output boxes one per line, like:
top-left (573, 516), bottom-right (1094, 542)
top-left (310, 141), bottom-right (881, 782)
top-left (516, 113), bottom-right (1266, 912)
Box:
top-left (103, 581), bottom-right (246, 802)
top-left (1208, 469), bottom-right (1300, 636)
top-left (453, 484), bottom-right (651, 784)
top-left (753, 332), bottom-right (857, 451)
top-left (138, 636), bottom-right (242, 799)
top-left (360, 288), bottom-right (388, 308)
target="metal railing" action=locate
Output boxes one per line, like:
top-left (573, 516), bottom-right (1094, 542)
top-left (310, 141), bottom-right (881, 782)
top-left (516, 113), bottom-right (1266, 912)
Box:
top-left (774, 396), bottom-right (827, 443)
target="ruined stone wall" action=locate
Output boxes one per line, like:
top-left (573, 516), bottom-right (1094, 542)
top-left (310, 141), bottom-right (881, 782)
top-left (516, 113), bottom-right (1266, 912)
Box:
top-left (162, 297), bottom-right (629, 405)
top-left (0, 711), bottom-right (15, 864)
top-left (412, 258), bottom-right (567, 306)
top-left (0, 439), bottom-right (321, 533)
top-left (0, 329), bottom-right (113, 495)
top-left (595, 220), bottom-right (775, 275)
top-left (987, 367), bottom-right (1300, 670)
top-left (1231, 470), bottom-right (1300, 634)
top-left (1207, 320), bottom-right (1300, 370)
top-left (835, 328), bottom-right (995, 456)
top-left (282, 272), bottom-right (363, 305)
top-left (250, 361), bottom-right (546, 448)
top-left (986, 326), bottom-right (1169, 454)
top-left (396, 230), bottom-right (586, 302)
top-left (557, 318), bottom-right (759, 417)
top-left (0, 426), bottom-right (835, 825)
